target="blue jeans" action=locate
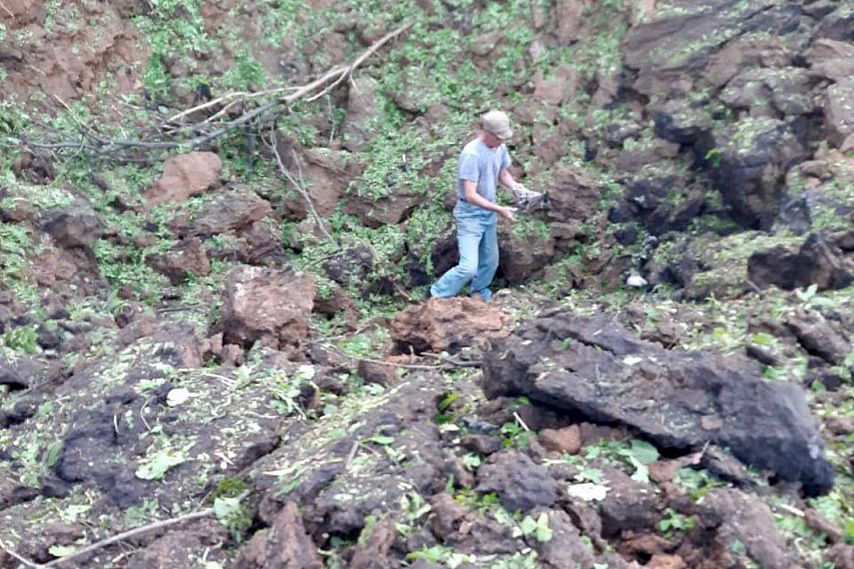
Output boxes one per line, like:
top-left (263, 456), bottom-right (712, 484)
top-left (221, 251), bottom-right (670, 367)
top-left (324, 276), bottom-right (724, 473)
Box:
top-left (430, 202), bottom-right (499, 300)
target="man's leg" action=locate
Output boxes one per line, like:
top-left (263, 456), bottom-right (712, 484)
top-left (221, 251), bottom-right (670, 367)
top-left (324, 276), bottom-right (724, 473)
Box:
top-left (430, 217), bottom-right (483, 298)
top-left (469, 217), bottom-right (498, 300)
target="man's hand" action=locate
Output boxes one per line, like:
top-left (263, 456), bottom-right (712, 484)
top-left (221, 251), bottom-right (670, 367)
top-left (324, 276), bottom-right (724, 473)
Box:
top-left (499, 206), bottom-right (517, 222)
top-left (511, 184), bottom-right (546, 210)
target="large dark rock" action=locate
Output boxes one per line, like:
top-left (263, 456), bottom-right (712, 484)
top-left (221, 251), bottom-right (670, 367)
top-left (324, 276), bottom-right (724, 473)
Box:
top-left (234, 502), bottom-right (322, 569)
top-left (706, 117), bottom-right (805, 229)
top-left (623, 0), bottom-right (802, 96)
top-left (598, 468), bottom-right (659, 538)
top-left (482, 310), bottom-right (834, 496)
top-left (748, 232), bottom-right (853, 291)
top-left (825, 78), bottom-right (854, 149)
top-left (698, 488), bottom-right (800, 569)
top-left (652, 99), bottom-right (712, 144)
top-left (719, 67), bottom-right (815, 118)
top-left (40, 203), bottom-right (102, 249)
top-left (475, 450), bottom-right (558, 513)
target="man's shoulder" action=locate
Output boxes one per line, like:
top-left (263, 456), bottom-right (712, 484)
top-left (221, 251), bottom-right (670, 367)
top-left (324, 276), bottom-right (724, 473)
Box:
top-left (460, 138), bottom-right (481, 156)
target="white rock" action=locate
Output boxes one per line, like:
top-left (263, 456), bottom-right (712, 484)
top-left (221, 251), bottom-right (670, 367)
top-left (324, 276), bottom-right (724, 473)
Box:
top-left (626, 274), bottom-right (648, 288)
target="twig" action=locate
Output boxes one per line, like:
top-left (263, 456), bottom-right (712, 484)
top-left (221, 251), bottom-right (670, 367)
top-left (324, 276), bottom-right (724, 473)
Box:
top-left (270, 127), bottom-right (337, 247)
top-left (513, 412), bottom-right (530, 432)
top-left (0, 543), bottom-right (40, 568)
top-left (0, 2), bottom-right (14, 18)
top-left (307, 23), bottom-right (412, 102)
top-left (344, 441), bottom-right (360, 469)
top-left (317, 344), bottom-right (480, 371)
top-left (0, 492), bottom-right (248, 569)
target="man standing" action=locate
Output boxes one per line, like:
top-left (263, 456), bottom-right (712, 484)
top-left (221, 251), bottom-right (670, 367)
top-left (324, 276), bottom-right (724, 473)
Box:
top-left (430, 110), bottom-right (540, 301)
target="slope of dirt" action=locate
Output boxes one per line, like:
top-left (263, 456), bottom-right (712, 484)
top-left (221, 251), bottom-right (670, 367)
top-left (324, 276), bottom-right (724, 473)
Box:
top-left (0, 0), bottom-right (852, 568)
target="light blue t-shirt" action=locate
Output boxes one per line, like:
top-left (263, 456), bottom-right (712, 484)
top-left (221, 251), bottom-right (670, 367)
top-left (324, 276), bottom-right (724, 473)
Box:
top-left (456, 138), bottom-right (511, 203)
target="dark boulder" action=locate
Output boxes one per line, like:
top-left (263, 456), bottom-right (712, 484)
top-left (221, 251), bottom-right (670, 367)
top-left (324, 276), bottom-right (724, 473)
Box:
top-left (748, 232), bottom-right (853, 291)
top-left (482, 310), bottom-right (834, 496)
top-left (40, 203), bottom-right (102, 249)
top-left (475, 450), bottom-right (558, 513)
top-left (705, 117), bottom-right (805, 229)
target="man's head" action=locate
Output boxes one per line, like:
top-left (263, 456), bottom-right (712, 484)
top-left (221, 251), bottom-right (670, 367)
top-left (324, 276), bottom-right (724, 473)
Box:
top-left (479, 110), bottom-right (512, 148)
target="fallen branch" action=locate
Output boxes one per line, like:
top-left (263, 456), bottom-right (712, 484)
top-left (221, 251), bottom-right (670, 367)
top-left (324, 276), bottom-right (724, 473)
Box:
top-left (317, 344), bottom-right (482, 371)
top-left (0, 495), bottom-right (241, 569)
top-left (6, 23), bottom-right (411, 161)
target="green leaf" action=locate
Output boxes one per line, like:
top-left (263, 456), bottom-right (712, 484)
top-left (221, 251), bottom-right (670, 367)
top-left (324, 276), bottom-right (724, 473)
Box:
top-left (437, 392), bottom-right (461, 412)
top-left (629, 456), bottom-right (650, 484)
top-left (364, 435), bottom-right (394, 446)
top-left (520, 516), bottom-right (537, 535)
top-left (534, 512), bottom-right (553, 542)
top-left (135, 448), bottom-right (187, 480)
top-left (214, 496), bottom-right (241, 523)
top-left (629, 439), bottom-right (659, 464)
top-left (48, 545), bottom-right (76, 558)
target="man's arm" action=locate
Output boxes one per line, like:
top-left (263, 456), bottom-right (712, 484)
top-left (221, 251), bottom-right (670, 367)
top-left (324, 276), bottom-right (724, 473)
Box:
top-left (499, 168), bottom-right (522, 191)
top-left (463, 180), bottom-right (516, 222)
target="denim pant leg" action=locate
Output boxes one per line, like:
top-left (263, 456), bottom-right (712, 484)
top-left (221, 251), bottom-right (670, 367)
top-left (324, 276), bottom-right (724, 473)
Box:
top-left (430, 215), bottom-right (483, 298)
top-left (470, 216), bottom-right (498, 296)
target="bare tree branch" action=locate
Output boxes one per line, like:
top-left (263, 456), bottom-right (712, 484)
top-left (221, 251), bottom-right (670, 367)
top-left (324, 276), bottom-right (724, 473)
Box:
top-left (4, 23), bottom-right (411, 161)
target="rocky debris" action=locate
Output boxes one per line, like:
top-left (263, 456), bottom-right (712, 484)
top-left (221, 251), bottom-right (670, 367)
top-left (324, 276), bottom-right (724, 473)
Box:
top-left (356, 359), bottom-right (397, 387)
top-left (706, 117), bottom-right (805, 230)
top-left (497, 224), bottom-right (556, 284)
top-left (785, 310), bottom-right (851, 366)
top-left (623, 0), bottom-right (801, 96)
top-left (127, 520), bottom-right (229, 569)
top-left (280, 147), bottom-right (363, 219)
top-left (544, 167), bottom-right (600, 222)
top-left (429, 493), bottom-right (520, 555)
top-left (349, 517), bottom-right (398, 569)
top-left (342, 76), bottom-right (380, 152)
top-left (815, 5), bottom-right (854, 42)
top-left (825, 78), bottom-right (854, 149)
top-left (40, 203), bottom-right (102, 249)
top-left (826, 415), bottom-right (854, 437)
top-left (482, 310), bottom-right (834, 495)
top-left (652, 99), bottom-right (711, 144)
top-left (698, 488), bottom-right (800, 569)
top-left (148, 237), bottom-right (211, 285)
top-left (475, 450), bottom-right (558, 513)
top-left (346, 191), bottom-right (423, 228)
top-left (534, 508), bottom-right (596, 569)
top-left (0, 465), bottom-right (39, 507)
top-left (0, 0), bottom-right (147, 104)
top-left (234, 502), bottom-right (322, 569)
top-left (248, 374), bottom-right (448, 537)
top-left (182, 187), bottom-right (272, 237)
top-left (748, 232), bottom-right (853, 291)
top-left (720, 67), bottom-right (815, 118)
top-left (647, 555), bottom-right (686, 569)
top-left (389, 298), bottom-right (511, 354)
top-left (323, 244), bottom-right (375, 288)
top-left (538, 425), bottom-right (582, 455)
top-left (807, 38), bottom-right (854, 82)
top-left (598, 468), bottom-right (659, 538)
top-left (145, 152), bottom-right (222, 205)
top-left (827, 544), bottom-right (854, 569)
top-left (555, 0), bottom-right (585, 43)
top-left (0, 355), bottom-right (54, 391)
top-left (217, 265), bottom-right (314, 352)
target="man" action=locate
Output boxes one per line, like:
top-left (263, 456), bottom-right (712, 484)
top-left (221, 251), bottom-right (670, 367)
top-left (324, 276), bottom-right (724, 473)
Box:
top-left (429, 110), bottom-right (541, 301)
